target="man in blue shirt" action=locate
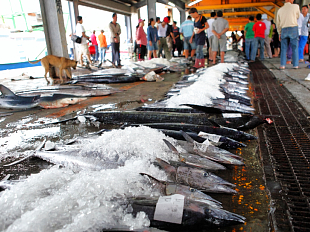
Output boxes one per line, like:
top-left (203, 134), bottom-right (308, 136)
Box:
top-left (180, 15), bottom-right (196, 60)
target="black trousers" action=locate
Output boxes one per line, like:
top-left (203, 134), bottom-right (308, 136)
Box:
top-left (137, 44), bottom-right (146, 60)
top-left (173, 38), bottom-right (182, 56)
top-left (111, 42), bottom-right (120, 65)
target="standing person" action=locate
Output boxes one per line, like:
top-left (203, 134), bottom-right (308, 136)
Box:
top-left (253, 14), bottom-right (266, 60)
top-left (136, 19), bottom-right (147, 61)
top-left (189, 8), bottom-right (209, 68)
top-left (262, 14), bottom-right (272, 59)
top-left (172, 21), bottom-right (182, 56)
top-left (271, 21), bottom-right (280, 57)
top-left (180, 15), bottom-right (196, 60)
top-left (237, 30), bottom-right (245, 51)
top-left (109, 13), bottom-right (122, 67)
top-left (155, 17), bottom-right (161, 28)
top-left (157, 17), bottom-right (171, 60)
top-left (211, 10), bottom-right (229, 64)
top-left (98, 30), bottom-right (108, 63)
top-left (147, 18), bottom-right (159, 59)
top-left (207, 12), bottom-right (216, 62)
top-left (276, 0), bottom-right (300, 69)
top-left (90, 30), bottom-right (99, 63)
top-left (75, 16), bottom-right (92, 67)
top-left (298, 5), bottom-right (309, 63)
top-left (68, 34), bottom-right (74, 59)
top-left (244, 16), bottom-right (256, 61)
top-left (166, 16), bottom-right (175, 57)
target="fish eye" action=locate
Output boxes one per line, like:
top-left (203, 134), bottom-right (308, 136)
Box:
top-left (203, 172), bottom-right (210, 177)
top-left (189, 188), bottom-right (196, 192)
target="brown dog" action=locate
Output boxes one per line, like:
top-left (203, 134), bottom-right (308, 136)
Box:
top-left (28, 55), bottom-right (78, 83)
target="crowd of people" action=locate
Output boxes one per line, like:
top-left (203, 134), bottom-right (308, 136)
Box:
top-left (73, 0), bottom-right (309, 70)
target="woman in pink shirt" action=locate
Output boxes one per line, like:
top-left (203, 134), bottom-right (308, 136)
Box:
top-left (136, 19), bottom-right (147, 61)
top-left (90, 30), bottom-right (99, 62)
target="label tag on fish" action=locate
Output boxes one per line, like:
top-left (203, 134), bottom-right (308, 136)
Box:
top-left (198, 132), bottom-right (221, 143)
top-left (229, 98), bottom-right (239, 103)
top-left (154, 194), bottom-right (185, 224)
top-left (222, 113), bottom-right (242, 118)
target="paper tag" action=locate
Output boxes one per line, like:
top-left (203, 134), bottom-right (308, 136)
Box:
top-left (154, 194), bottom-right (185, 224)
top-left (228, 98), bottom-right (239, 103)
top-left (222, 113), bottom-right (242, 118)
top-left (198, 132), bottom-right (221, 143)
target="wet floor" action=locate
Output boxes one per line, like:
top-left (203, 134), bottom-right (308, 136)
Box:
top-left (0, 65), bottom-right (270, 231)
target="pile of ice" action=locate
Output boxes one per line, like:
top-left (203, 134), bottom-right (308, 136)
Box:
top-left (164, 63), bottom-right (238, 108)
top-left (0, 126), bottom-right (185, 231)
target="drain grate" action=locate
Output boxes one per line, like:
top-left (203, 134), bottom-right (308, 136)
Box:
top-left (250, 61), bottom-right (310, 232)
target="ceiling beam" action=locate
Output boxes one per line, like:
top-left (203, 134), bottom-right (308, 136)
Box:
top-left (255, 6), bottom-right (274, 19)
top-left (203, 11), bottom-right (262, 18)
top-left (188, 2), bottom-right (282, 11)
top-left (79, 0), bottom-right (131, 15)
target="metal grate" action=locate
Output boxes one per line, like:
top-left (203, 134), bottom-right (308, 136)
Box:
top-left (250, 61), bottom-right (310, 232)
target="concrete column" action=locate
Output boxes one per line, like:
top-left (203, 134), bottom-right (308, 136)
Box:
top-left (68, 1), bottom-right (79, 60)
top-left (147, 0), bottom-right (156, 21)
top-left (125, 15), bottom-right (132, 43)
top-left (39, 0), bottom-right (68, 58)
top-left (180, 9), bottom-right (186, 24)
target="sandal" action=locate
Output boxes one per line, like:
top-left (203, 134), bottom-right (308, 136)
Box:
top-left (279, 66), bottom-right (285, 70)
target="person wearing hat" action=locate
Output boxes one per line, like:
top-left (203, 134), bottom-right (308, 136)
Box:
top-left (109, 13), bottom-right (122, 67)
top-left (189, 7), bottom-right (209, 68)
top-left (157, 17), bottom-right (171, 60)
top-left (136, 19), bottom-right (147, 61)
top-left (262, 14), bottom-right (272, 59)
top-left (147, 18), bottom-right (159, 59)
top-left (98, 29), bottom-right (107, 64)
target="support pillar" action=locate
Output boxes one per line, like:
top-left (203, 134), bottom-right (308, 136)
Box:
top-left (147, 0), bottom-right (156, 20)
top-left (125, 15), bottom-right (132, 43)
top-left (39, 0), bottom-right (68, 78)
top-left (180, 9), bottom-right (186, 24)
top-left (68, 0), bottom-right (79, 60)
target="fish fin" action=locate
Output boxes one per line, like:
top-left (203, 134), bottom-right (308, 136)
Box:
top-left (3, 138), bottom-right (46, 167)
top-left (208, 119), bottom-right (221, 128)
top-left (163, 139), bottom-right (179, 154)
top-left (1, 174), bottom-right (11, 181)
top-left (0, 84), bottom-right (17, 97)
top-left (180, 130), bottom-right (195, 143)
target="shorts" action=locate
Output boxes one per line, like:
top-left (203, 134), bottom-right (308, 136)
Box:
top-left (208, 35), bottom-right (215, 49)
top-left (148, 41), bottom-right (158, 51)
top-left (183, 36), bottom-right (197, 50)
top-left (212, 36), bottom-right (227, 52)
top-left (79, 43), bottom-right (90, 55)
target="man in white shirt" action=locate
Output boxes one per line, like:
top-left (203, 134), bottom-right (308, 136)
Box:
top-left (297, 5), bottom-right (309, 62)
top-left (262, 14), bottom-right (272, 59)
top-left (75, 16), bottom-right (92, 67)
top-left (207, 12), bottom-right (216, 62)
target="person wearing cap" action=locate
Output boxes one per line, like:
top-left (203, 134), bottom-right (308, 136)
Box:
top-left (75, 16), bottom-right (92, 67)
top-left (98, 30), bottom-right (107, 64)
top-left (276, 0), bottom-right (300, 69)
top-left (147, 18), bottom-right (159, 59)
top-left (157, 17), bottom-right (171, 60)
top-left (180, 15), bottom-right (196, 60)
top-left (297, 5), bottom-right (309, 63)
top-left (262, 14), bottom-right (272, 59)
top-left (211, 10), bottom-right (229, 64)
top-left (189, 7), bottom-right (209, 68)
top-left (109, 13), bottom-right (122, 67)
top-left (136, 19), bottom-right (147, 61)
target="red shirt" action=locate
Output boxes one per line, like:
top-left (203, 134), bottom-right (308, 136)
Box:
top-left (252, 21), bottom-right (266, 38)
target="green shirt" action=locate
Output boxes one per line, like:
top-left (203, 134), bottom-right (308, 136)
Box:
top-left (244, 22), bottom-right (255, 39)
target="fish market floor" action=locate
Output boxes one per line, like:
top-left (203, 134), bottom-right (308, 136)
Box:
top-left (251, 59), bottom-right (310, 232)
